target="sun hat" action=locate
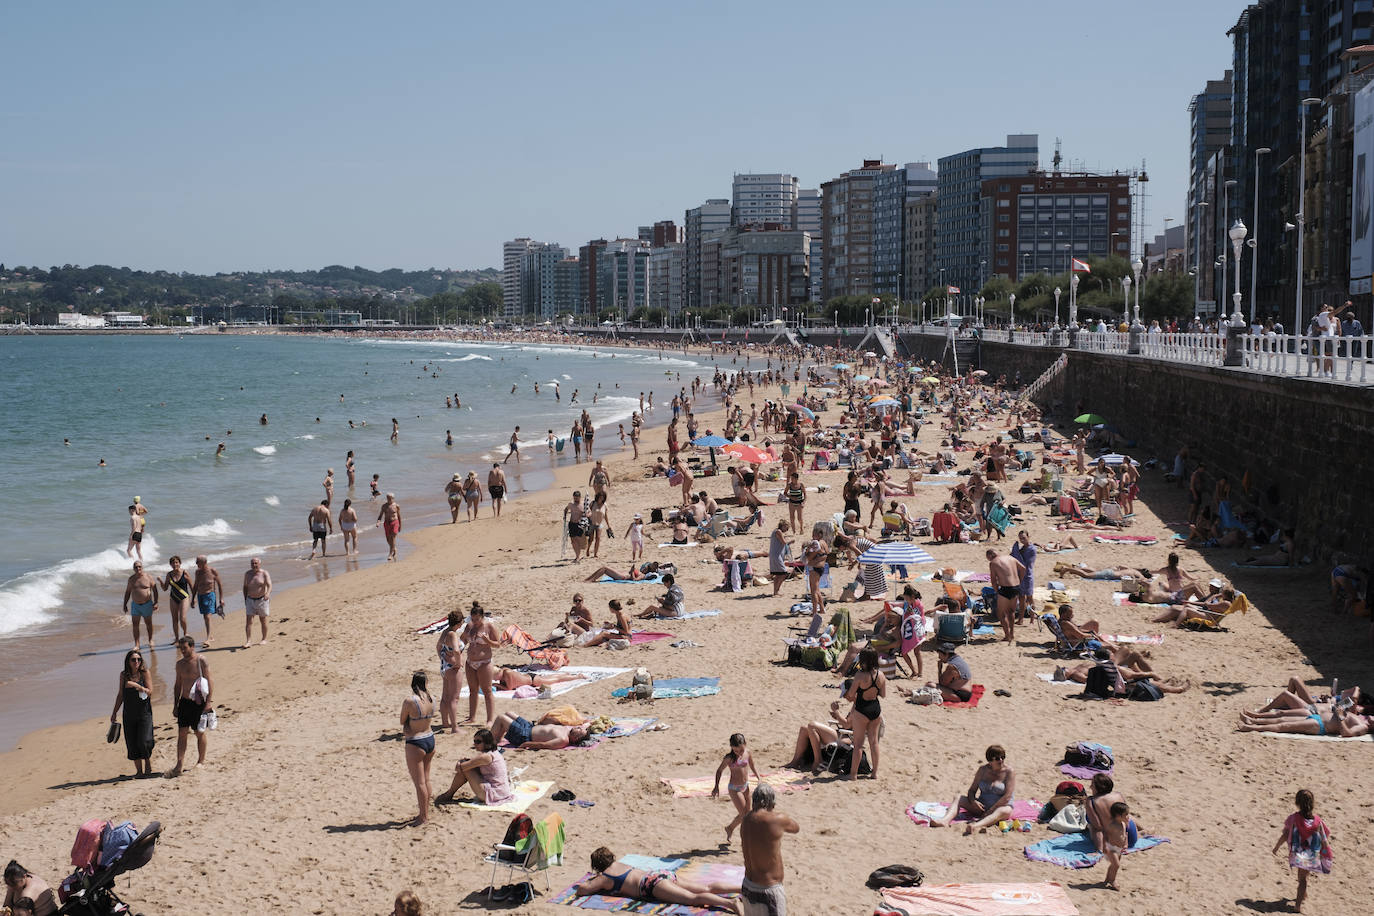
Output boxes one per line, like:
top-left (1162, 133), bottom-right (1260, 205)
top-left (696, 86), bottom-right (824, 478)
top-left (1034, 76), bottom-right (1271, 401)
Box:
top-left (937, 641), bottom-right (958, 654)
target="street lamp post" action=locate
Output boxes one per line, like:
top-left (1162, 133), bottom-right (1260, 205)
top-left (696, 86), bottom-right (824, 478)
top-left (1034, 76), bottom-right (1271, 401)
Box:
top-left (1053, 286), bottom-right (1062, 328)
top-left (1121, 275), bottom-right (1131, 332)
top-left (1131, 258), bottom-right (1143, 328)
top-left (1249, 146), bottom-right (1271, 327)
top-left (1296, 98), bottom-right (1321, 336)
top-left (1229, 219), bottom-right (1247, 323)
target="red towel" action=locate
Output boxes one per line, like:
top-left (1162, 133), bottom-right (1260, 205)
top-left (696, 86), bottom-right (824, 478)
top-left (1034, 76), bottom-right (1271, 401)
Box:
top-left (941, 684), bottom-right (985, 708)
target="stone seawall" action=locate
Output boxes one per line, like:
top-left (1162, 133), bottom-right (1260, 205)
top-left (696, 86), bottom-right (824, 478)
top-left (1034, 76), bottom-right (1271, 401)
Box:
top-left (1044, 351), bottom-right (1374, 563)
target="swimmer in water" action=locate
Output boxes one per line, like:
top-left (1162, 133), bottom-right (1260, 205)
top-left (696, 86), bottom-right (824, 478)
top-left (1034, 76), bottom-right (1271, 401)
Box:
top-left (260, 414), bottom-right (268, 425)
top-left (99, 458), bottom-right (107, 466)
top-left (511, 384), bottom-right (518, 395)
top-left (215, 443), bottom-right (225, 457)
top-left (64, 438), bottom-right (70, 446)
top-left (445, 430), bottom-right (453, 446)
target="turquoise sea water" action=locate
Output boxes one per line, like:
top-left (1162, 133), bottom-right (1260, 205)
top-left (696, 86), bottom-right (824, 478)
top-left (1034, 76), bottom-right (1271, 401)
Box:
top-left (0, 333), bottom-right (701, 746)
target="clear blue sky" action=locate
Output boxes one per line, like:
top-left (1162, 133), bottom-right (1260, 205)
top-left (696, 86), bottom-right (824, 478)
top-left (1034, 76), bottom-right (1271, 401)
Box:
top-left (2, 0), bottom-right (1240, 274)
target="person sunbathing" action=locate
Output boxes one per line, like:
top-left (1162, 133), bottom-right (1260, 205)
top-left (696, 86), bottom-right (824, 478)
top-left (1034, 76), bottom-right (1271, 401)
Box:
top-left (669, 519), bottom-right (691, 544)
top-left (493, 667), bottom-right (587, 691)
top-left (1242, 528), bottom-right (1296, 567)
top-left (1246, 677), bottom-right (1369, 718)
top-left (574, 846), bottom-right (741, 912)
top-left (1151, 587), bottom-right (1235, 626)
top-left (1238, 709), bottom-right (1372, 737)
top-left (1037, 537), bottom-right (1081, 553)
top-left (490, 711), bottom-right (591, 749)
top-left (1052, 646), bottom-right (1168, 684)
top-left (582, 561), bottom-right (664, 583)
top-left (1053, 562), bottom-right (1142, 582)
top-left (1056, 605), bottom-right (1114, 650)
top-left (881, 473), bottom-right (922, 497)
top-left (565, 594), bottom-right (595, 633)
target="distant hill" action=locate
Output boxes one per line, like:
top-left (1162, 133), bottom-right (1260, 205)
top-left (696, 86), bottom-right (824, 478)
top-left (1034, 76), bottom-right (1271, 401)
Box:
top-left (0, 263), bottom-right (499, 322)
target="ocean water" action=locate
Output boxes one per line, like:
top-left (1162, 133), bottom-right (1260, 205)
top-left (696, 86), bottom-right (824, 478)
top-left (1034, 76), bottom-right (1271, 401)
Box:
top-left (0, 333), bottom-right (701, 745)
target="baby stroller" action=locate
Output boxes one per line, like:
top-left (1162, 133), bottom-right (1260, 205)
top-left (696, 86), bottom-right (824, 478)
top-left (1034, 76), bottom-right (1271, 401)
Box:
top-left (58, 819), bottom-right (161, 915)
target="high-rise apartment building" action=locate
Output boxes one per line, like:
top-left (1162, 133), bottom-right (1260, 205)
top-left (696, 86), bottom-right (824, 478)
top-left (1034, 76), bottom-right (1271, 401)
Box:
top-left (522, 242), bottom-right (569, 319)
top-left (981, 172), bottom-right (1131, 280)
top-left (502, 238), bottom-right (534, 318)
top-left (714, 226), bottom-right (810, 308)
top-left (1187, 71), bottom-right (1232, 313)
top-left (578, 239), bottom-right (608, 316)
top-left (1228, 1), bottom-right (1374, 319)
top-left (937, 135), bottom-right (1039, 294)
top-left (553, 257), bottom-right (582, 318)
top-left (732, 173), bottom-right (799, 228)
top-left (796, 189), bottom-right (823, 301)
top-left (874, 162), bottom-right (938, 298)
top-left (904, 193), bottom-right (938, 302)
top-left (596, 239), bottom-right (651, 315)
top-left (648, 244), bottom-right (684, 315)
top-left (683, 199), bottom-right (732, 311)
top-left (821, 160), bottom-right (896, 301)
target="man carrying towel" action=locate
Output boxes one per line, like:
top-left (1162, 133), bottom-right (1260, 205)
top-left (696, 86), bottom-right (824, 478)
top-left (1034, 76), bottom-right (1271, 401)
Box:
top-left (740, 783), bottom-right (799, 915)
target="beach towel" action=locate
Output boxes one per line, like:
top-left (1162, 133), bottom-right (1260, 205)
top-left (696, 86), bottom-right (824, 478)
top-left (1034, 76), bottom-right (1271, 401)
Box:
top-left (878, 882), bottom-right (1079, 916)
top-left (1101, 634), bottom-right (1164, 645)
top-left (657, 542), bottom-right (705, 548)
top-left (612, 677), bottom-right (720, 700)
top-left (1231, 560), bottom-right (1309, 570)
top-left (1112, 592), bottom-right (1168, 609)
top-left (906, 798), bottom-right (1042, 826)
top-left (629, 631), bottom-right (673, 645)
top-left (565, 717), bottom-right (660, 751)
top-left (503, 623), bottom-right (571, 669)
top-left (1059, 742), bottom-right (1112, 780)
top-left (972, 625), bottom-right (999, 638)
top-left (1023, 831), bottom-right (1169, 869)
top-left (1092, 534), bottom-right (1157, 545)
top-left (415, 617), bottom-right (451, 635)
top-left (938, 684), bottom-right (985, 708)
top-left (597, 573), bottom-right (665, 585)
top-left (662, 770), bottom-right (811, 799)
top-left (1256, 730), bottom-right (1374, 743)
top-left (460, 666), bottom-right (631, 701)
top-left (551, 856), bottom-right (744, 914)
top-left (456, 780), bottom-right (553, 814)
top-left (1036, 673), bottom-right (1080, 688)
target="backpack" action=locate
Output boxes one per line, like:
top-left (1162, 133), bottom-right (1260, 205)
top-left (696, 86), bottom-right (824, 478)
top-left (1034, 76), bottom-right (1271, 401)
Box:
top-left (820, 742), bottom-right (872, 776)
top-left (1083, 665), bottom-right (1115, 699)
top-left (650, 508), bottom-right (665, 524)
top-left (71, 819), bottom-right (107, 872)
top-left (98, 820), bottom-right (140, 869)
top-left (866, 863), bottom-right (925, 889)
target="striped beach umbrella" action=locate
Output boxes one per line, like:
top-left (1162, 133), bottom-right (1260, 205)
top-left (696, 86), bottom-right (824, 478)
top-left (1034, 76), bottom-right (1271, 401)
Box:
top-left (857, 542), bottom-right (936, 565)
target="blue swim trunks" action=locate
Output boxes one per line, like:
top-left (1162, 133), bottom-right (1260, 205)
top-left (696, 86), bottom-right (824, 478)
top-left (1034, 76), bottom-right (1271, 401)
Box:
top-left (197, 593), bottom-right (219, 617)
top-left (130, 600), bottom-right (154, 618)
top-left (506, 716), bottom-right (533, 746)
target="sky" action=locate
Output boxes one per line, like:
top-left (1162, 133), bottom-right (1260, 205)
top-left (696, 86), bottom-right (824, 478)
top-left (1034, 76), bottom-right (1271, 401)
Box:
top-left (2, 0), bottom-right (1242, 274)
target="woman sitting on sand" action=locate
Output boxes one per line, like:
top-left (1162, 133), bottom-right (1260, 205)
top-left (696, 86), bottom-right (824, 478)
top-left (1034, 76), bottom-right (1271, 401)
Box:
top-left (933, 744), bottom-right (1017, 835)
top-left (435, 728), bottom-right (515, 806)
top-left (573, 846), bottom-right (741, 912)
top-left (1243, 528), bottom-right (1297, 567)
top-left (577, 600), bottom-right (634, 648)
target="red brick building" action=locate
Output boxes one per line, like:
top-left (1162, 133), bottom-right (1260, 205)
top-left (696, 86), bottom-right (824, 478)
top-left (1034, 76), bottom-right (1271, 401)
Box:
top-left (980, 172), bottom-right (1132, 280)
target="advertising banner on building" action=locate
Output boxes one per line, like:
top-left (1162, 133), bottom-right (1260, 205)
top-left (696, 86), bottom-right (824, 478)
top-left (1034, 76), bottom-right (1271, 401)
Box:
top-left (1351, 81), bottom-right (1374, 293)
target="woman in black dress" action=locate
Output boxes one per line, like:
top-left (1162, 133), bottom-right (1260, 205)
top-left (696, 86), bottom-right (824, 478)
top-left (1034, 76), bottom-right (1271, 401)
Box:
top-left (110, 650), bottom-right (155, 777)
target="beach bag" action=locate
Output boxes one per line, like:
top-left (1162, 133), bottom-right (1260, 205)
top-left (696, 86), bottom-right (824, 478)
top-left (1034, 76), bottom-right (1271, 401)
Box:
top-left (1064, 742), bottom-right (1114, 770)
top-left (189, 658), bottom-right (209, 703)
top-left (1047, 801), bottom-right (1089, 834)
top-left (650, 508), bottom-right (665, 524)
top-left (71, 819), bottom-right (107, 872)
top-left (1083, 665), bottom-right (1115, 700)
top-left (630, 667), bottom-right (654, 700)
top-left (98, 820), bottom-right (140, 869)
top-left (866, 864), bottom-right (925, 889)
top-left (821, 742), bottom-right (872, 776)
top-left (906, 686), bottom-right (944, 706)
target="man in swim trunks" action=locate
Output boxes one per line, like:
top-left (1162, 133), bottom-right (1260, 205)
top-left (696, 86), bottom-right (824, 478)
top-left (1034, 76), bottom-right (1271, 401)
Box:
top-left (489, 712), bottom-right (590, 749)
top-left (504, 425), bottom-right (521, 464)
top-left (307, 501), bottom-right (332, 559)
top-left (487, 463), bottom-right (507, 519)
top-left (242, 557), bottom-right (272, 648)
top-left (378, 493), bottom-right (402, 561)
top-left (740, 783), bottom-right (799, 916)
top-left (126, 504), bottom-right (146, 560)
top-left (168, 635), bottom-right (213, 777)
top-left (987, 548), bottom-right (1026, 643)
top-left (122, 561), bottom-right (158, 650)
top-left (565, 491), bottom-right (589, 561)
top-left (192, 555), bottom-right (224, 648)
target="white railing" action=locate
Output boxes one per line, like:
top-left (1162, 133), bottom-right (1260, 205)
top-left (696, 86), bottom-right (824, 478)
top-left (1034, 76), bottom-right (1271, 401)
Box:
top-left (1240, 333), bottom-right (1374, 383)
top-left (1140, 331), bottom-right (1226, 365)
top-left (1021, 352), bottom-right (1068, 402)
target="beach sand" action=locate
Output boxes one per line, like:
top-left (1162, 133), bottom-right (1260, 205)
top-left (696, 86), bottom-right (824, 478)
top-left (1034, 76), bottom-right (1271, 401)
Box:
top-left (1, 349), bottom-right (1370, 915)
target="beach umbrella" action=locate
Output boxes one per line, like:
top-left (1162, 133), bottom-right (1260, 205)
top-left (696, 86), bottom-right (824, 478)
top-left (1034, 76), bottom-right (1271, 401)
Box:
top-left (1098, 453), bottom-right (1139, 466)
top-left (857, 542), bottom-right (936, 566)
top-left (833, 362), bottom-right (851, 370)
top-left (971, 369), bottom-right (988, 377)
top-left (691, 434), bottom-right (730, 467)
top-left (921, 378), bottom-right (940, 386)
top-left (906, 366), bottom-right (922, 373)
top-left (722, 442), bottom-right (773, 464)
top-left (786, 403), bottom-right (817, 421)
top-left (1074, 413), bottom-right (1107, 425)
top-left (869, 399), bottom-right (900, 410)
top-left (854, 374), bottom-right (871, 382)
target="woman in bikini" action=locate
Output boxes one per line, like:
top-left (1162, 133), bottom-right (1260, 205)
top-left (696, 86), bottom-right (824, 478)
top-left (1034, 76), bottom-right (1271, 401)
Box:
top-left (400, 670), bottom-right (436, 826)
top-left (573, 846), bottom-right (740, 911)
top-left (435, 610), bottom-right (464, 732)
top-left (843, 648), bottom-right (885, 780)
top-left (587, 491), bottom-right (610, 559)
top-left (338, 498), bottom-right (358, 555)
top-left (162, 555), bottom-right (192, 645)
top-left (933, 744), bottom-right (1016, 835)
top-left (462, 601), bottom-right (501, 727)
top-left (492, 667), bottom-right (586, 690)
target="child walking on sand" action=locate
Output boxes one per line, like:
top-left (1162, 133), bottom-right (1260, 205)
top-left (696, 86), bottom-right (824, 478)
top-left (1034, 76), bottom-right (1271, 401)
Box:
top-left (710, 733), bottom-right (761, 843)
top-left (1272, 789), bottom-right (1333, 912)
top-left (1101, 802), bottom-right (1130, 890)
top-left (626, 514), bottom-right (645, 564)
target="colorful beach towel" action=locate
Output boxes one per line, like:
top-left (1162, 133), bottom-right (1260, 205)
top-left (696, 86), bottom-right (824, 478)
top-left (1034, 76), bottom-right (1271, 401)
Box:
top-left (1092, 534), bottom-right (1158, 545)
top-left (598, 572), bottom-right (665, 585)
top-left (629, 630), bottom-right (673, 645)
top-left (612, 677), bottom-right (720, 700)
top-left (460, 665), bottom-right (630, 701)
top-left (939, 684), bottom-right (986, 708)
top-left (455, 779), bottom-right (553, 814)
top-left (1023, 831), bottom-right (1169, 869)
top-left (551, 856), bottom-right (743, 914)
top-left (906, 798), bottom-right (1042, 826)
top-left (565, 717), bottom-right (659, 751)
top-left (1101, 633), bottom-right (1164, 645)
top-left (503, 623), bottom-right (571, 669)
top-left (662, 770), bottom-right (811, 799)
top-left (878, 882), bottom-right (1079, 916)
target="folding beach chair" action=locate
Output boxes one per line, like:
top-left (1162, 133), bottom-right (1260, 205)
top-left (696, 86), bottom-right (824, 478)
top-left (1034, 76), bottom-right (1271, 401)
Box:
top-left (1041, 613), bottom-right (1090, 657)
top-left (485, 812), bottom-right (565, 899)
top-left (935, 607), bottom-right (972, 644)
top-left (502, 624), bottom-right (570, 670)
top-left (1182, 592), bottom-right (1250, 630)
top-left (941, 579), bottom-right (973, 609)
top-left (1057, 494), bottom-right (1090, 522)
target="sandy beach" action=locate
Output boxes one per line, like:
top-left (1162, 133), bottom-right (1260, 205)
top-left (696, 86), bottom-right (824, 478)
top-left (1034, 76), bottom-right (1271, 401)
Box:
top-left (1, 340), bottom-right (1370, 916)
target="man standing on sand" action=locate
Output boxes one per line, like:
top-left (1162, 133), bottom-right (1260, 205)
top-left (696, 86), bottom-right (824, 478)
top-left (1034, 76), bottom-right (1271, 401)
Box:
top-left (504, 425), bottom-right (522, 464)
top-left (378, 493), bottom-right (402, 561)
top-left (168, 635), bottom-right (213, 778)
top-left (987, 548), bottom-right (1026, 643)
top-left (122, 561), bottom-right (158, 650)
top-left (307, 501), bottom-right (333, 559)
top-left (242, 557), bottom-right (272, 648)
top-left (487, 463), bottom-right (507, 518)
top-left (564, 490), bottom-right (589, 561)
top-left (739, 784), bottom-right (798, 915)
top-left (192, 555), bottom-right (224, 648)
top-left (126, 504), bottom-right (146, 560)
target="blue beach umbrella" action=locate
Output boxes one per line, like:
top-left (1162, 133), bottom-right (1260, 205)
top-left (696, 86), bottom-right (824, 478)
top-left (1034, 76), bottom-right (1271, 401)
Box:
top-left (786, 403), bottom-right (817, 422)
top-left (833, 363), bottom-right (851, 370)
top-left (691, 434), bottom-right (730, 468)
top-left (854, 374), bottom-right (871, 382)
top-left (857, 543), bottom-right (935, 565)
